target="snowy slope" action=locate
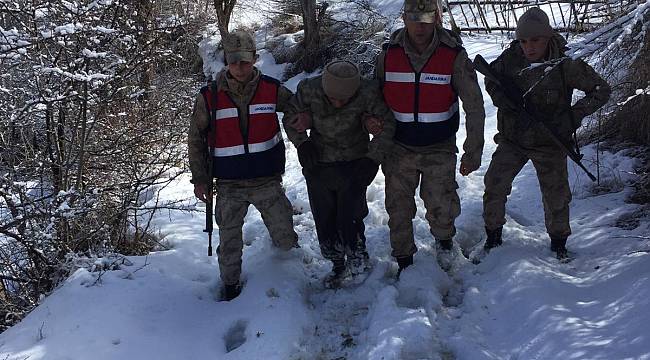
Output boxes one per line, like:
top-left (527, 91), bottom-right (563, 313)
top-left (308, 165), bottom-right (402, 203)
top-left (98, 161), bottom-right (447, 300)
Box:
top-left (2, 9), bottom-right (650, 360)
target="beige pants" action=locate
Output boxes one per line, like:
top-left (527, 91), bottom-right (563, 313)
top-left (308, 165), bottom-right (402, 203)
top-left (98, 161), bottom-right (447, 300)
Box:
top-left (214, 178), bottom-right (297, 285)
top-left (382, 145), bottom-right (461, 258)
top-left (483, 141), bottom-right (572, 238)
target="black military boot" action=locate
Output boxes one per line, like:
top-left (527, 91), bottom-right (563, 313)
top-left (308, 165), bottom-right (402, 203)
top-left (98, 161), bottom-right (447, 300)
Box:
top-left (550, 236), bottom-right (569, 261)
top-left (484, 227), bottom-right (503, 252)
top-left (396, 255), bottom-right (414, 278)
top-left (221, 282), bottom-right (242, 301)
top-left (324, 259), bottom-right (346, 289)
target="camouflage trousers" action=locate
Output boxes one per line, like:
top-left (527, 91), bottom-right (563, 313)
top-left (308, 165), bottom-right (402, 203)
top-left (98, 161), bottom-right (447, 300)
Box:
top-left (214, 178), bottom-right (298, 285)
top-left (303, 161), bottom-right (370, 263)
top-left (483, 140), bottom-right (572, 238)
top-left (382, 145), bottom-right (461, 258)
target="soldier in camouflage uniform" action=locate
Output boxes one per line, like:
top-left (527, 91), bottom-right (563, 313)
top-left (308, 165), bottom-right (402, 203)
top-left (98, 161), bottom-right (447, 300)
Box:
top-left (283, 60), bottom-right (395, 286)
top-left (482, 8), bottom-right (611, 259)
top-left (375, 0), bottom-right (485, 272)
top-left (188, 30), bottom-right (298, 301)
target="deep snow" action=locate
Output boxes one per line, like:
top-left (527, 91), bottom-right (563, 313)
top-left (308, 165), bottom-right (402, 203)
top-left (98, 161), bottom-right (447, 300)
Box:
top-left (1, 3), bottom-right (650, 360)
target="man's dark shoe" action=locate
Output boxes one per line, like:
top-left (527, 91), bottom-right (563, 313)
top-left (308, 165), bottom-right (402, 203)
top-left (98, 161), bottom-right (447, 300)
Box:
top-left (348, 251), bottom-right (371, 276)
top-left (484, 226), bottom-right (503, 251)
top-left (221, 282), bottom-right (242, 301)
top-left (436, 239), bottom-right (459, 271)
top-left (324, 259), bottom-right (346, 289)
top-left (396, 255), bottom-right (414, 278)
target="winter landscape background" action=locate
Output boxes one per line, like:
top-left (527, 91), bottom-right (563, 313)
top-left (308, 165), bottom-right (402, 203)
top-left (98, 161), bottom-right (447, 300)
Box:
top-left (1, 0), bottom-right (649, 359)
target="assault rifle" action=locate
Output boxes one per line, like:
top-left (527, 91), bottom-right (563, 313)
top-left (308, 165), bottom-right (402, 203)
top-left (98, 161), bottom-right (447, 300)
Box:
top-left (473, 54), bottom-right (597, 182)
top-left (205, 80), bottom-right (218, 257)
top-left (204, 183), bottom-right (214, 256)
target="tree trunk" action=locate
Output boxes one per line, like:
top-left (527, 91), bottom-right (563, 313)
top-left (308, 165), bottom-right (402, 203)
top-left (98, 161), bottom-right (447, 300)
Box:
top-left (301, 0), bottom-right (328, 72)
top-left (214, 0), bottom-right (237, 37)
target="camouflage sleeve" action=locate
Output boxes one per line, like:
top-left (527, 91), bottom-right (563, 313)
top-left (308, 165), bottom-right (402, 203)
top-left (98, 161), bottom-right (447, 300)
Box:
top-left (484, 55), bottom-right (514, 111)
top-left (275, 84), bottom-right (294, 113)
top-left (365, 80), bottom-right (395, 164)
top-left (452, 49), bottom-right (485, 169)
top-left (188, 93), bottom-right (211, 185)
top-left (565, 59), bottom-right (611, 121)
top-left (281, 80), bottom-right (309, 147)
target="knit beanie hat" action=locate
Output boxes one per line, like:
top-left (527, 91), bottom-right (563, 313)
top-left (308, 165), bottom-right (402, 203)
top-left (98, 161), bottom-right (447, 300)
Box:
top-left (515, 7), bottom-right (554, 39)
top-left (321, 61), bottom-right (360, 100)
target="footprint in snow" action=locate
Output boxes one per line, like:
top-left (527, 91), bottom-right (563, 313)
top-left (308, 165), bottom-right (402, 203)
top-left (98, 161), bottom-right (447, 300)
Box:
top-left (224, 319), bottom-right (248, 353)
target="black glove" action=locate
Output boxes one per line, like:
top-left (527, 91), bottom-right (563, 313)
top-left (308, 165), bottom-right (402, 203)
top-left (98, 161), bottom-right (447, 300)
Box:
top-left (297, 140), bottom-right (319, 170)
top-left (356, 157), bottom-right (379, 186)
top-left (490, 92), bottom-right (519, 113)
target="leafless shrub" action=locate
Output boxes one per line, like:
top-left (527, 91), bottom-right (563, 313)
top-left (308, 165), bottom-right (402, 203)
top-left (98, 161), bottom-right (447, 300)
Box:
top-left (267, 0), bottom-right (394, 79)
top-left (578, 3), bottom-right (650, 146)
top-left (0, 0), bottom-right (204, 332)
top-left (322, 0), bottom-right (394, 76)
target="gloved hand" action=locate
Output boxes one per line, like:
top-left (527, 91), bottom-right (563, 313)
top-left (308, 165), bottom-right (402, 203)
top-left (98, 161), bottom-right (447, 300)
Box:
top-left (356, 157), bottom-right (379, 186)
top-left (489, 91), bottom-right (519, 114)
top-left (559, 107), bottom-right (583, 130)
top-left (297, 140), bottom-right (319, 170)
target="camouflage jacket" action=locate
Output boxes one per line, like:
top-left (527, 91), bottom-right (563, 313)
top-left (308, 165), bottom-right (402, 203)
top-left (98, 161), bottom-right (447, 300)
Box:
top-left (375, 26), bottom-right (485, 169)
top-left (283, 76), bottom-right (396, 164)
top-left (485, 33), bottom-right (611, 148)
top-left (187, 68), bottom-right (293, 186)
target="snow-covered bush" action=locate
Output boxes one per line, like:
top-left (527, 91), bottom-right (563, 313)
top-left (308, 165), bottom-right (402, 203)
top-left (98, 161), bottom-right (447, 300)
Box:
top-left (267, 0), bottom-right (397, 78)
top-left (571, 2), bottom-right (650, 203)
top-left (572, 2), bottom-right (650, 147)
top-left (0, 0), bottom-right (207, 332)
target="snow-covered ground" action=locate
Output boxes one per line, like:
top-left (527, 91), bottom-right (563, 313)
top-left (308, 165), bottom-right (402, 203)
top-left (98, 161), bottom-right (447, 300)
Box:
top-left (2, 8), bottom-right (650, 360)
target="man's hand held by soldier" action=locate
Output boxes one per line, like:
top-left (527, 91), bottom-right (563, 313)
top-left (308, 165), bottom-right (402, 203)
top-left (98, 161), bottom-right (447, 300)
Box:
top-left (287, 112), bottom-right (312, 133)
top-left (363, 114), bottom-right (384, 135)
